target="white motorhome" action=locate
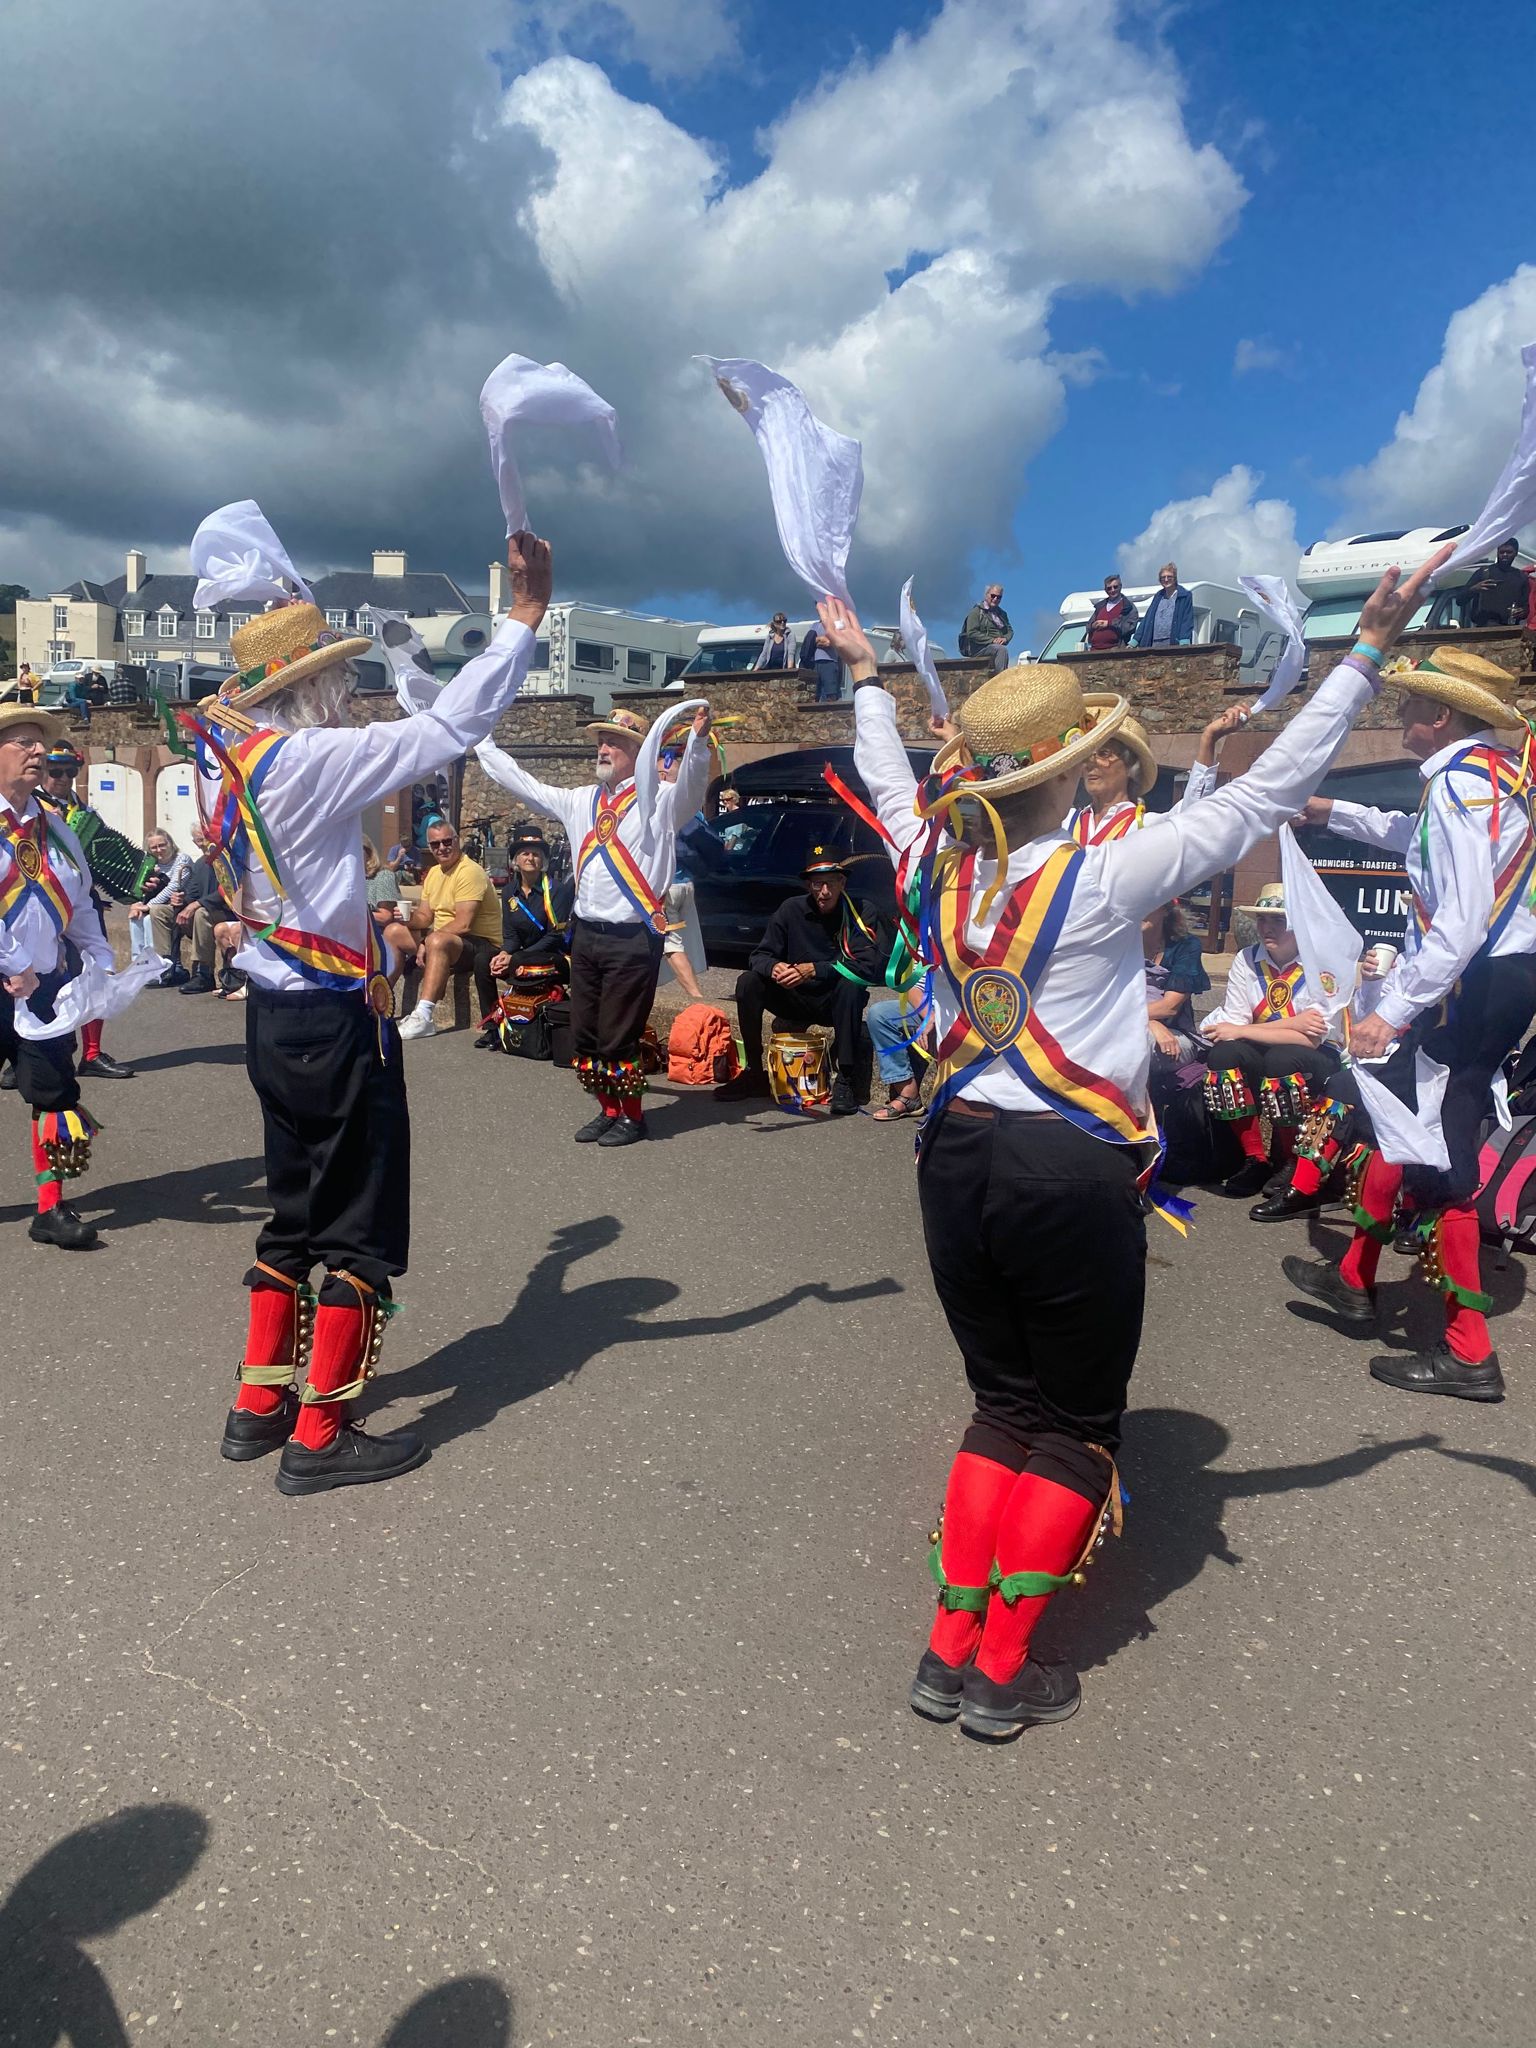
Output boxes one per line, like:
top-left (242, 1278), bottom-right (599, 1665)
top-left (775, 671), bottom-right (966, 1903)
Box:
top-left (676, 619), bottom-right (936, 684)
top-left (1037, 581), bottom-right (1285, 689)
top-left (1297, 525), bottom-right (1535, 640)
top-left (517, 603), bottom-right (707, 711)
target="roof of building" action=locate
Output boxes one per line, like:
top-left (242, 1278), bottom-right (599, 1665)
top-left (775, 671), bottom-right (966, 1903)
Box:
top-left (60, 566), bottom-right (473, 620)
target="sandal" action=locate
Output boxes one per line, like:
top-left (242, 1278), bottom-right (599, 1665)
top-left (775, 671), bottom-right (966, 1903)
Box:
top-left (872, 1091), bottom-right (921, 1122)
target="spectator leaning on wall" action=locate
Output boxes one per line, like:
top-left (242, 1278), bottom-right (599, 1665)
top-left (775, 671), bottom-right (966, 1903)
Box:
top-left (1133, 564), bottom-right (1194, 648)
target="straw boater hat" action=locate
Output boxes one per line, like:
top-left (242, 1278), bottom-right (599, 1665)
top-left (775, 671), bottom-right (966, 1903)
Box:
top-left (0, 703), bottom-right (66, 746)
top-left (1080, 695), bottom-right (1158, 794)
top-left (1238, 880), bottom-right (1289, 919)
top-left (220, 602), bottom-right (372, 714)
top-left (929, 660), bottom-right (1132, 802)
top-left (586, 705), bottom-right (651, 745)
top-left (1383, 645), bottom-right (1526, 730)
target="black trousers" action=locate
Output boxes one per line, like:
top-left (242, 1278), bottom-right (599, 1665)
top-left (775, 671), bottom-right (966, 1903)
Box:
top-left (1338, 951), bottom-right (1536, 1207)
top-left (918, 1106), bottom-right (1146, 1504)
top-left (569, 919), bottom-right (663, 1078)
top-left (735, 968), bottom-right (868, 1076)
top-left (1211, 1038), bottom-right (1339, 1097)
top-left (448, 931), bottom-right (498, 1023)
top-left (245, 985), bottom-right (410, 1291)
top-left (0, 971), bottom-right (81, 1114)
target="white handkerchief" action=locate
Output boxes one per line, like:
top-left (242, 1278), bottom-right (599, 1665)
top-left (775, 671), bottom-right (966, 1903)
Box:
top-left (1435, 339), bottom-right (1536, 582)
top-left (899, 577), bottom-right (948, 721)
top-left (698, 356), bottom-right (862, 604)
top-left (190, 501), bottom-right (314, 611)
top-left (1241, 574), bottom-right (1307, 712)
top-left (15, 953), bottom-right (169, 1042)
top-left (371, 610), bottom-right (443, 717)
top-left (479, 353), bottom-right (621, 538)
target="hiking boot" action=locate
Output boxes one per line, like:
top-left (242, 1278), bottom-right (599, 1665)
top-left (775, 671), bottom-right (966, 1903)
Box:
top-left (275, 1421), bottom-right (428, 1496)
top-left (29, 1203), bottom-right (99, 1251)
top-left (1281, 1254), bottom-right (1377, 1327)
top-left (714, 1068), bottom-right (772, 1102)
top-left (219, 1389), bottom-right (301, 1462)
top-left (959, 1657), bottom-right (1081, 1740)
top-left (1369, 1342), bottom-right (1505, 1403)
top-left (909, 1648), bottom-right (967, 1724)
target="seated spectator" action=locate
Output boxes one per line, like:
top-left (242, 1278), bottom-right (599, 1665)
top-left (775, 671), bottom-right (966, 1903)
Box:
top-left (715, 847), bottom-right (888, 1116)
top-left (1083, 574), bottom-right (1139, 651)
top-left (1199, 883), bottom-right (1337, 1205)
top-left (364, 836), bottom-right (418, 984)
top-left (1458, 537), bottom-right (1527, 627)
top-left (85, 668), bottom-right (110, 709)
top-left (754, 613), bottom-right (796, 670)
top-left (398, 820), bottom-right (501, 1040)
top-left (1144, 903), bottom-right (1209, 1100)
top-left (1133, 563), bottom-right (1194, 648)
top-left (865, 994), bottom-right (926, 1121)
top-left (175, 829), bottom-right (232, 996)
top-left (959, 584), bottom-right (1014, 672)
top-left (477, 826), bottom-right (575, 1047)
top-left (133, 829), bottom-right (193, 971)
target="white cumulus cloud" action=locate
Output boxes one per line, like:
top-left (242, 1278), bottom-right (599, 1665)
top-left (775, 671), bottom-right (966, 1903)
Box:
top-left (1116, 464), bottom-right (1300, 586)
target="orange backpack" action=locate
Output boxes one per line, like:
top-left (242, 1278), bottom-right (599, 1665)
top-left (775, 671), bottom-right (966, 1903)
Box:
top-left (667, 1003), bottom-right (741, 1087)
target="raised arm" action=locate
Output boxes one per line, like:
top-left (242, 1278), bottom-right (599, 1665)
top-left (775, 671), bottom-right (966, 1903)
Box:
top-left (475, 737), bottom-right (588, 843)
top-left (652, 709), bottom-right (714, 834)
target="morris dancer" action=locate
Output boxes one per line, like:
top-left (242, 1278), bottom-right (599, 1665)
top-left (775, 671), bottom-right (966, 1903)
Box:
top-left (825, 550), bottom-right (1445, 1740)
top-left (475, 700), bottom-right (713, 1146)
top-left (1283, 646), bottom-right (1536, 1402)
top-left (1200, 881), bottom-right (1339, 1207)
top-left (38, 742), bottom-right (165, 1081)
top-left (193, 529), bottom-right (551, 1493)
top-left (1064, 703), bottom-right (1244, 842)
top-left (0, 707), bottom-right (111, 1251)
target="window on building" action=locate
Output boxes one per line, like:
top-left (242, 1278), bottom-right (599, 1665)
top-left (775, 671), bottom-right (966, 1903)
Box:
top-left (354, 609), bottom-right (375, 635)
top-left (574, 641), bottom-right (614, 672)
top-left (664, 655), bottom-right (689, 683)
top-left (326, 609), bottom-right (347, 630)
top-left (53, 604), bottom-right (69, 631)
top-left (533, 639), bottom-right (551, 670)
top-left (195, 611), bottom-right (216, 639)
top-left (157, 609), bottom-right (178, 637)
top-left (123, 611), bottom-right (145, 638)
top-left (626, 650), bottom-right (654, 684)
top-left (47, 641), bottom-right (73, 663)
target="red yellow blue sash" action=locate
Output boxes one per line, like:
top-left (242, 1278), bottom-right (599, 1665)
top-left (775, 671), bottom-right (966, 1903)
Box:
top-left (576, 784), bottom-right (666, 933)
top-left (0, 812), bottom-right (77, 937)
top-left (1071, 802), bottom-right (1142, 846)
top-left (925, 842), bottom-right (1153, 1146)
top-left (1253, 958), bottom-right (1306, 1021)
top-left (1412, 746), bottom-right (1536, 949)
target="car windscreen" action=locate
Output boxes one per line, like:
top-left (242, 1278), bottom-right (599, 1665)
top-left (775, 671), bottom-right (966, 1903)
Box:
top-left (683, 640), bottom-right (766, 676)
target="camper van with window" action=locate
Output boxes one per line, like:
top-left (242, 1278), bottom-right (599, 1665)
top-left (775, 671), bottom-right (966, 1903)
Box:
top-left (1297, 525), bottom-right (1535, 641)
top-left (1037, 581), bottom-right (1284, 690)
top-left (515, 603), bottom-right (707, 711)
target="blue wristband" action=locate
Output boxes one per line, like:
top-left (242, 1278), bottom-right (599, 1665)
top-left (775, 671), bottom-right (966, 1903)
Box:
top-left (1351, 640), bottom-right (1383, 665)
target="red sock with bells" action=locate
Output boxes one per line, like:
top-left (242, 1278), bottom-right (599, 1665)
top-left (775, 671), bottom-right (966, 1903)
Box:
top-left (294, 1273), bottom-right (379, 1452)
top-left (595, 1088), bottom-right (619, 1119)
top-left (1438, 1205), bottom-right (1494, 1364)
top-left (30, 1124), bottom-right (62, 1215)
top-left (1231, 1115), bottom-right (1269, 1163)
top-left (974, 1471), bottom-right (1100, 1685)
top-left (927, 1450), bottom-right (1018, 1667)
top-left (1289, 1133), bottom-right (1343, 1199)
top-left (236, 1267), bottom-right (302, 1417)
top-left (80, 1019), bottom-right (103, 1063)
top-left (1340, 1150), bottom-right (1402, 1293)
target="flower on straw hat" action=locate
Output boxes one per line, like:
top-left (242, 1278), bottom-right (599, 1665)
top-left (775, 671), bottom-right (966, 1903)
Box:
top-left (221, 602), bottom-right (373, 714)
top-left (585, 706), bottom-right (651, 743)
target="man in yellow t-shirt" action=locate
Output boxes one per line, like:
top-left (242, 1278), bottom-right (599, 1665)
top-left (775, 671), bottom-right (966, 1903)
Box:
top-left (398, 821), bottom-right (503, 1040)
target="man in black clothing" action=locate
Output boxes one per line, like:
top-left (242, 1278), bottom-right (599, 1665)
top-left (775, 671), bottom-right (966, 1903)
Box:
top-left (716, 847), bottom-right (888, 1115)
top-left (476, 827), bottom-right (575, 1046)
top-left (1458, 538), bottom-right (1528, 627)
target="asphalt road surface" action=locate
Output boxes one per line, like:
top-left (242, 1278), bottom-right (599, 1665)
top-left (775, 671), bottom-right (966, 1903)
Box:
top-left (3, 992), bottom-right (1532, 2048)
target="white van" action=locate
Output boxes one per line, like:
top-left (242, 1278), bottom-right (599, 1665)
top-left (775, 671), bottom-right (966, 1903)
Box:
top-left (518, 603), bottom-right (708, 712)
top-left (676, 620), bottom-right (931, 684)
top-left (1037, 581), bottom-right (1284, 690)
top-left (1297, 525), bottom-right (1534, 640)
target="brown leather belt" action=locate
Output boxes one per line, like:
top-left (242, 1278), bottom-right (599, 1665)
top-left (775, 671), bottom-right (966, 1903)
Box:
top-left (943, 1098), bottom-right (1058, 1123)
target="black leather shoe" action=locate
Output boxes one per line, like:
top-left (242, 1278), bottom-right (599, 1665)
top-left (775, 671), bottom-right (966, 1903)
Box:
top-left (219, 1388), bottom-right (300, 1462)
top-left (959, 1656), bottom-right (1081, 1740)
top-left (0, 1061), bottom-right (15, 1091)
top-left (157, 964), bottom-right (191, 988)
top-left (1249, 1186), bottom-right (1326, 1224)
top-left (275, 1422), bottom-right (427, 1495)
top-left (1370, 1342), bottom-right (1505, 1402)
top-left (1281, 1253), bottom-right (1377, 1326)
top-left (80, 1051), bottom-right (135, 1080)
top-left (574, 1111), bottom-right (614, 1142)
top-left (829, 1075), bottom-right (859, 1117)
top-left (597, 1115), bottom-right (647, 1146)
top-left (1392, 1220), bottom-right (1422, 1256)
top-left (473, 1027), bottom-right (499, 1049)
top-left (1220, 1158), bottom-right (1273, 1198)
top-left (29, 1204), bottom-right (99, 1250)
top-left (910, 1648), bottom-right (967, 1723)
top-left (714, 1068), bottom-right (772, 1102)
top-left (179, 970), bottom-right (217, 996)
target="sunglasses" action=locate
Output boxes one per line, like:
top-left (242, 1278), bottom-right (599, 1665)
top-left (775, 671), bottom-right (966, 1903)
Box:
top-left (427, 838), bottom-right (456, 851)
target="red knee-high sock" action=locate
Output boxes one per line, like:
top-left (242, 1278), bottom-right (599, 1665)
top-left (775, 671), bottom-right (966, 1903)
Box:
top-left (30, 1126), bottom-right (62, 1214)
top-left (975, 1472), bottom-right (1100, 1685)
top-left (236, 1276), bottom-right (299, 1417)
top-left (80, 1019), bottom-right (103, 1063)
top-left (1340, 1150), bottom-right (1402, 1293)
top-left (293, 1276), bottom-right (376, 1452)
top-left (619, 1089), bottom-right (645, 1123)
top-left (1232, 1114), bottom-right (1269, 1162)
top-left (595, 1088), bottom-right (620, 1118)
top-left (1437, 1205), bottom-right (1494, 1364)
top-left (1289, 1133), bottom-right (1342, 1199)
top-left (927, 1450), bottom-right (1018, 1667)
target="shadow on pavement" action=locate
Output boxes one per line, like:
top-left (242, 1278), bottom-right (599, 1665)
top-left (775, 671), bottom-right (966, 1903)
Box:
top-left (114, 1042), bottom-right (248, 1074)
top-left (76, 1154), bottom-right (268, 1235)
top-left (1051, 1407), bottom-right (1445, 1675)
top-left (1288, 1214), bottom-right (1530, 1353)
top-left (1434, 1444), bottom-right (1536, 1496)
top-left (0, 1803), bottom-right (208, 2048)
top-left (366, 1212), bottom-right (901, 1450)
top-left (381, 1976), bottom-right (512, 2045)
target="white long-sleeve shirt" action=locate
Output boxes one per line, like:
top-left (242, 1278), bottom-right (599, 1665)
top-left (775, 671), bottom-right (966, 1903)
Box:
top-left (854, 661), bottom-right (1379, 1117)
top-left (475, 730), bottom-right (711, 926)
top-left (0, 793), bottom-right (112, 979)
top-left (1064, 757), bottom-right (1217, 842)
top-left (224, 618), bottom-right (536, 994)
top-left (1200, 943), bottom-right (1325, 1035)
top-left (1326, 728), bottom-right (1536, 1032)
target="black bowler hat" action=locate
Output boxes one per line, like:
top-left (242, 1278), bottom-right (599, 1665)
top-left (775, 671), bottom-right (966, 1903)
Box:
top-left (511, 826), bottom-right (548, 852)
